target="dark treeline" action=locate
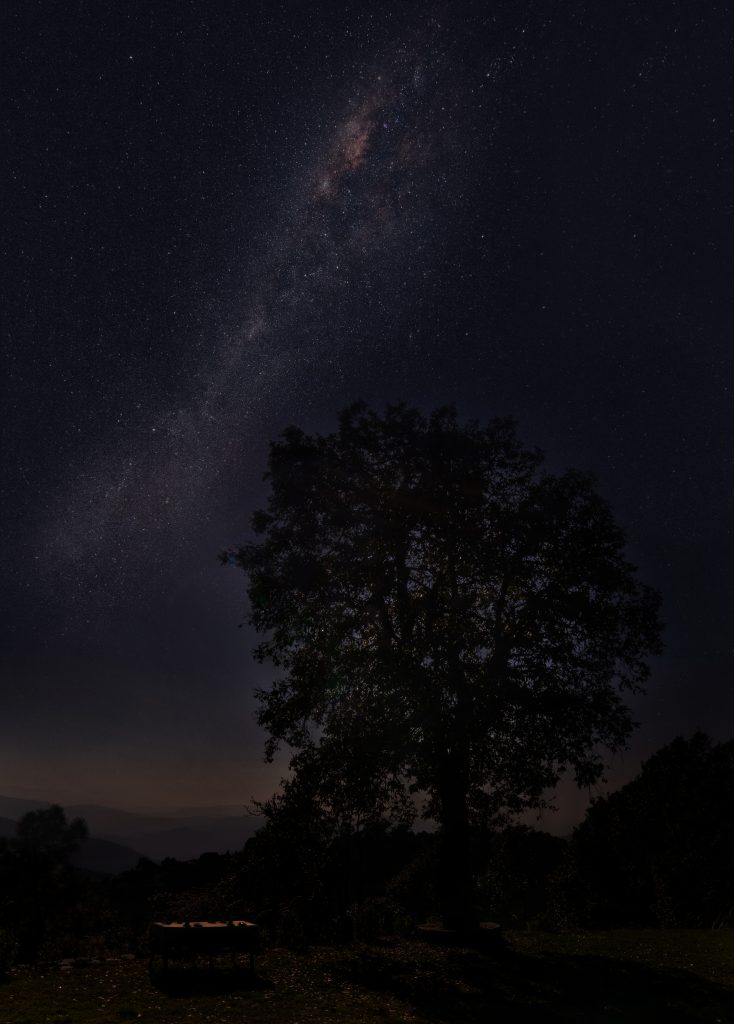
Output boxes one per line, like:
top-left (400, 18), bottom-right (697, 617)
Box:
top-left (1, 732), bottom-right (733, 970)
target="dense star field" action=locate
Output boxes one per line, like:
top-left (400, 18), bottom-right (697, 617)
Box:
top-left (2, 2), bottom-right (732, 816)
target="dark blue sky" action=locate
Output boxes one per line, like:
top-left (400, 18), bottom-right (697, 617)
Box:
top-left (2, 1), bottom-right (732, 827)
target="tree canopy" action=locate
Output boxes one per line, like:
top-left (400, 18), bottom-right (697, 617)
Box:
top-left (229, 402), bottom-right (662, 928)
top-left (0, 806), bottom-right (88, 962)
top-left (572, 732), bottom-right (734, 927)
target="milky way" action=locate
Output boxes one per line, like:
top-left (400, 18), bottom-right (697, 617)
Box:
top-left (31, 16), bottom-right (515, 616)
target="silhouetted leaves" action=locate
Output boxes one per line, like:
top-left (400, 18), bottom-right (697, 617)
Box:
top-left (230, 403), bottom-right (662, 927)
top-left (0, 806), bottom-right (88, 963)
top-left (571, 733), bottom-right (734, 927)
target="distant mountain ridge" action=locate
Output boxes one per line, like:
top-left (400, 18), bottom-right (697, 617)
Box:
top-left (0, 795), bottom-right (52, 819)
top-left (0, 810), bottom-right (142, 874)
top-left (71, 836), bottom-right (144, 875)
top-left (0, 795), bottom-right (262, 866)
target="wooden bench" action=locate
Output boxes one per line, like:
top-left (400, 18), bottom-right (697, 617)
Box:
top-left (149, 920), bottom-right (260, 972)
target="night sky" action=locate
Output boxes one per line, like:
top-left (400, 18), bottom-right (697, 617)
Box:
top-left (3, 2), bottom-right (733, 827)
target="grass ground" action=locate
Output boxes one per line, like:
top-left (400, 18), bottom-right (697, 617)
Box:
top-left (2, 930), bottom-right (734, 1024)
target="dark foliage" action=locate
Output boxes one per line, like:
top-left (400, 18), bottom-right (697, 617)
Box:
top-left (0, 805), bottom-right (88, 963)
top-left (237, 780), bottom-right (431, 944)
top-left (477, 826), bottom-right (569, 928)
top-left (228, 402), bottom-right (663, 928)
top-left (570, 732), bottom-right (734, 927)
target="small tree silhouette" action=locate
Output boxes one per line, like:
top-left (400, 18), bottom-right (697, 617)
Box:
top-left (0, 805), bottom-right (87, 961)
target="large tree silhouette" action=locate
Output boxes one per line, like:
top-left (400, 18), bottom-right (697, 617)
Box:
top-left (229, 403), bottom-right (662, 931)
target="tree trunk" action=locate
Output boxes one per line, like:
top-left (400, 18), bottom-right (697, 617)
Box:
top-left (437, 765), bottom-right (478, 933)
